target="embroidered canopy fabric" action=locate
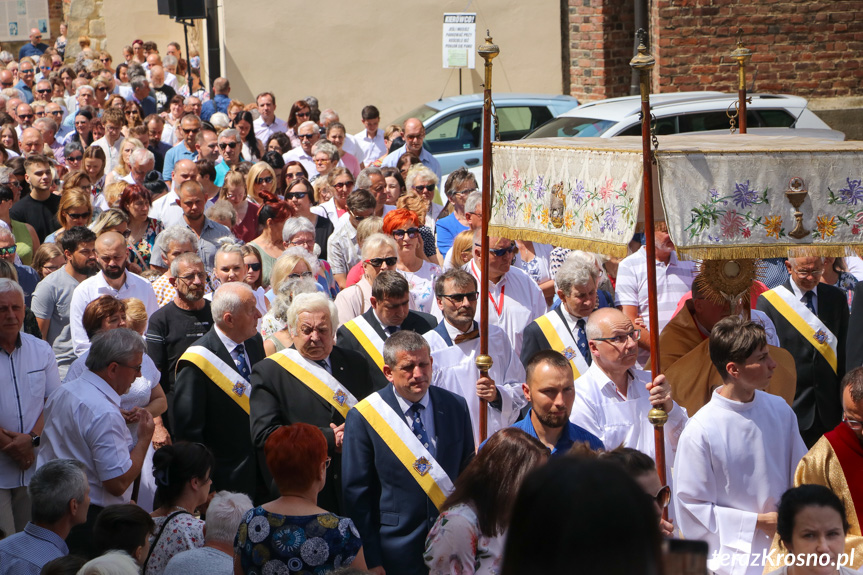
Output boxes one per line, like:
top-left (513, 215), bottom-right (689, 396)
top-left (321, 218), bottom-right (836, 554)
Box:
top-left (488, 135), bottom-right (863, 259)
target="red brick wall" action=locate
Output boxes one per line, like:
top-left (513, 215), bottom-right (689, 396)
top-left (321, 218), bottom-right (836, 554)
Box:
top-left (567, 0), bottom-right (863, 102)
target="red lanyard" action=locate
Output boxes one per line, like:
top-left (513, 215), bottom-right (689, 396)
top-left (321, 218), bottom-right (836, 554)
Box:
top-left (472, 261), bottom-right (505, 316)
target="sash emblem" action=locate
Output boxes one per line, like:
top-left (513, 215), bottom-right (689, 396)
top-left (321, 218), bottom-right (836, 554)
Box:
top-left (562, 346), bottom-right (577, 360)
top-left (814, 329), bottom-right (828, 344)
top-left (333, 390), bottom-right (347, 406)
top-left (413, 457), bottom-right (432, 477)
top-left (232, 382), bottom-right (245, 397)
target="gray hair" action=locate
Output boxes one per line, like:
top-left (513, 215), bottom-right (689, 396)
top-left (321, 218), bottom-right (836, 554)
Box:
top-left (405, 165), bottom-right (438, 189)
top-left (0, 166), bottom-right (12, 185)
top-left (85, 328), bottom-right (146, 372)
top-left (206, 200), bottom-right (237, 227)
top-left (464, 190), bottom-right (482, 214)
top-left (0, 51), bottom-right (13, 64)
top-left (361, 233), bottom-right (397, 259)
top-left (64, 141), bottom-right (84, 160)
top-left (382, 330), bottom-right (430, 368)
top-left (127, 63), bottom-right (146, 79)
top-left (28, 459), bottom-right (88, 524)
top-left (163, 54), bottom-right (178, 68)
top-left (211, 281), bottom-right (253, 325)
top-left (286, 291), bottom-right (338, 336)
top-left (319, 109), bottom-right (338, 126)
top-left (34, 117), bottom-right (57, 133)
top-left (0, 277), bottom-right (24, 301)
top-left (356, 166), bottom-right (384, 191)
top-left (271, 277), bottom-right (318, 322)
top-left (169, 252), bottom-right (203, 278)
top-left (218, 128), bottom-right (241, 143)
top-left (555, 257), bottom-right (599, 295)
top-left (204, 491), bottom-right (254, 544)
top-left (282, 216), bottom-right (315, 243)
top-left (129, 76), bottom-right (149, 92)
top-left (215, 237), bottom-right (245, 261)
top-left (298, 120), bottom-right (319, 133)
top-left (158, 225), bottom-right (199, 257)
top-left (75, 84), bottom-right (95, 97)
top-left (78, 551), bottom-right (140, 575)
top-left (311, 140), bottom-right (338, 162)
top-left (0, 226), bottom-right (14, 243)
top-left (129, 147), bottom-right (155, 168)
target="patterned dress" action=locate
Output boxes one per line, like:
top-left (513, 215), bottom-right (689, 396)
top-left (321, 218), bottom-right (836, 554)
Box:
top-left (234, 508), bottom-right (362, 575)
top-left (146, 512), bottom-right (205, 575)
top-left (129, 218), bottom-right (164, 270)
top-left (400, 260), bottom-right (442, 315)
top-left (424, 503), bottom-right (505, 575)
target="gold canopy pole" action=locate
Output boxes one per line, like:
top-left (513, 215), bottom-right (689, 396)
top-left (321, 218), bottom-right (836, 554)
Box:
top-left (475, 34), bottom-right (499, 443)
top-left (630, 30), bottom-right (668, 517)
top-left (731, 31), bottom-right (752, 134)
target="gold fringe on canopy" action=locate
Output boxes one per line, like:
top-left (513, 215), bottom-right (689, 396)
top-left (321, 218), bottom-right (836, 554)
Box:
top-left (676, 244), bottom-right (857, 261)
top-left (487, 224), bottom-right (631, 258)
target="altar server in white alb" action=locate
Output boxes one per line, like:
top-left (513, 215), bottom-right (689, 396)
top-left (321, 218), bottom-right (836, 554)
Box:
top-left (674, 316), bottom-right (807, 575)
top-left (570, 307), bottom-right (688, 478)
top-left (424, 269), bottom-right (526, 445)
top-left (465, 231), bottom-right (546, 357)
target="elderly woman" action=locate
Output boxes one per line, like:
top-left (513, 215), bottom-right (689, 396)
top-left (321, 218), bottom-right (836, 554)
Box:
top-left (149, 225), bottom-right (206, 307)
top-left (436, 168), bottom-right (478, 256)
top-left (245, 161), bottom-right (277, 205)
top-left (311, 140), bottom-right (339, 183)
top-left (326, 122), bottom-right (360, 177)
top-left (282, 216), bottom-right (336, 295)
top-left (264, 246), bottom-right (324, 313)
top-left (405, 164), bottom-right (442, 223)
top-left (235, 424), bottom-right (367, 573)
top-left (217, 169), bottom-right (259, 243)
top-left (384, 208), bottom-right (441, 315)
top-left (119, 184), bottom-right (162, 270)
top-left (514, 239), bottom-right (556, 304)
top-left (248, 192), bottom-right (294, 288)
top-left (334, 232), bottom-right (398, 327)
top-left (261, 276), bottom-right (319, 355)
top-left (284, 178), bottom-right (333, 260)
top-left (313, 167), bottom-right (354, 227)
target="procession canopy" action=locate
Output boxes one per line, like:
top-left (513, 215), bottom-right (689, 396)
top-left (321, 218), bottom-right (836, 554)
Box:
top-left (488, 134), bottom-right (863, 260)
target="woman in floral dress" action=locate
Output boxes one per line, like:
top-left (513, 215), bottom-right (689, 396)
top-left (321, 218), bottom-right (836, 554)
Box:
top-left (119, 184), bottom-right (163, 271)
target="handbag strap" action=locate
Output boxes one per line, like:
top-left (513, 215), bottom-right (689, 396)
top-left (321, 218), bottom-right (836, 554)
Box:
top-left (142, 509), bottom-right (191, 571)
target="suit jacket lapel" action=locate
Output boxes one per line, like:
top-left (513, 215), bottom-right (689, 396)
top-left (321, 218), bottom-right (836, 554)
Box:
top-left (362, 307), bottom-right (389, 340)
top-left (554, 305), bottom-right (575, 338)
top-left (205, 328), bottom-right (238, 371)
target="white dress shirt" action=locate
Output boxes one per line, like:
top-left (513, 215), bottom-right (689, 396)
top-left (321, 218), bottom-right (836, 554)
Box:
top-left (353, 128), bottom-right (386, 165)
top-left (253, 116), bottom-right (287, 144)
top-left (93, 135), bottom-right (125, 175)
top-left (0, 333), bottom-right (61, 488)
top-left (788, 279), bottom-right (817, 315)
top-left (37, 370), bottom-right (136, 507)
top-left (214, 325), bottom-right (250, 375)
top-left (69, 271), bottom-right (159, 355)
top-left (393, 388), bottom-right (436, 456)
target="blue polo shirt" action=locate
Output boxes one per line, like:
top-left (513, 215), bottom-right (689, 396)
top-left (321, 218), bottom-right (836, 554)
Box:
top-left (508, 409), bottom-right (604, 455)
top-left (161, 141), bottom-right (198, 181)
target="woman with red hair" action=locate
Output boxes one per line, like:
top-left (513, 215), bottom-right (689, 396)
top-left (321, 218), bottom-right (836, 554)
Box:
top-left (234, 424), bottom-right (367, 574)
top-left (118, 184), bottom-right (162, 270)
top-left (383, 208), bottom-right (442, 315)
top-left (248, 191), bottom-right (294, 288)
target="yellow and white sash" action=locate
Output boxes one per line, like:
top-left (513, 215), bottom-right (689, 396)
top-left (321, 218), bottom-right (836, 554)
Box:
top-left (344, 315), bottom-right (386, 372)
top-left (535, 310), bottom-right (590, 378)
top-left (355, 392), bottom-right (454, 509)
top-left (762, 286), bottom-right (838, 373)
top-left (269, 348), bottom-right (358, 418)
top-left (178, 345), bottom-right (251, 413)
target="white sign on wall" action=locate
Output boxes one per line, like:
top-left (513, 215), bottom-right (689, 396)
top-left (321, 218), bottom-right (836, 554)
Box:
top-left (442, 13), bottom-right (476, 69)
top-left (0, 0), bottom-right (50, 43)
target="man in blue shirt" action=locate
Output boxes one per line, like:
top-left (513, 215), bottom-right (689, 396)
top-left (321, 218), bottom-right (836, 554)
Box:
top-left (18, 29), bottom-right (49, 60)
top-left (15, 59), bottom-right (36, 104)
top-left (510, 349), bottom-right (604, 454)
top-left (162, 114), bottom-right (201, 182)
top-left (0, 459), bottom-right (90, 574)
top-left (381, 117), bottom-right (442, 182)
top-left (200, 77), bottom-right (230, 122)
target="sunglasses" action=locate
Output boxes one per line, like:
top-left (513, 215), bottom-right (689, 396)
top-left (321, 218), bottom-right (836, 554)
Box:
top-left (297, 133), bottom-right (315, 140)
top-left (67, 155), bottom-right (83, 162)
top-left (296, 111), bottom-right (310, 118)
top-left (364, 256), bottom-right (397, 268)
top-left (284, 192), bottom-right (308, 200)
top-left (36, 89), bottom-right (51, 94)
top-left (392, 227), bottom-right (419, 240)
top-left (475, 243), bottom-right (517, 257)
top-left (0, 82), bottom-right (11, 88)
top-left (333, 181), bottom-right (353, 189)
top-left (0, 245), bottom-right (16, 255)
top-left (440, 292), bottom-right (479, 303)
top-left (218, 142), bottom-right (238, 149)
top-left (288, 271), bottom-right (314, 279)
top-left (255, 176), bottom-right (274, 185)
top-left (125, 110), bottom-right (139, 116)
top-left (66, 211), bottom-right (91, 220)
top-left (413, 184), bottom-right (435, 193)
top-left (18, 114), bottom-right (33, 120)
top-left (247, 262), bottom-right (261, 272)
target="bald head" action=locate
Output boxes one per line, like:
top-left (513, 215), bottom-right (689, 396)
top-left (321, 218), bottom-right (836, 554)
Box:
top-left (0, 70), bottom-right (12, 87)
top-left (96, 231), bottom-right (125, 251)
top-left (172, 159), bottom-right (199, 189)
top-left (149, 65), bottom-right (165, 88)
top-left (20, 128), bottom-right (43, 155)
top-left (585, 307), bottom-right (629, 340)
top-left (146, 53), bottom-right (162, 67)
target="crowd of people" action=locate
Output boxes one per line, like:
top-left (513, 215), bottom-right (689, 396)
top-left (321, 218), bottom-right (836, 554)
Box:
top-left (1, 26), bottom-right (863, 575)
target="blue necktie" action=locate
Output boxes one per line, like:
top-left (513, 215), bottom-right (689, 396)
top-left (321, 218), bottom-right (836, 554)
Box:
top-left (408, 403), bottom-right (431, 451)
top-left (386, 325), bottom-right (400, 336)
top-left (234, 344), bottom-right (251, 381)
top-left (576, 318), bottom-right (591, 366)
top-left (804, 291), bottom-right (816, 314)
top-left (315, 359), bottom-right (331, 374)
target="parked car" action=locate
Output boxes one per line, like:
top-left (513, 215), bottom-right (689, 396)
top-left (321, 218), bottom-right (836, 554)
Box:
top-left (391, 93), bottom-right (579, 175)
top-left (525, 92), bottom-right (832, 139)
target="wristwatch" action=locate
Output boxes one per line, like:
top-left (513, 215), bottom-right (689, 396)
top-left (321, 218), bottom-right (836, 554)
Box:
top-left (29, 432), bottom-right (40, 447)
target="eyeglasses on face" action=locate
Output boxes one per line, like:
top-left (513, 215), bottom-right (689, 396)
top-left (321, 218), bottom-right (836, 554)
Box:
top-left (177, 272), bottom-right (207, 282)
top-left (297, 133), bottom-right (315, 140)
top-left (0, 245), bottom-right (17, 255)
top-left (125, 110), bottom-right (139, 116)
top-left (285, 172), bottom-right (304, 180)
top-left (284, 192), bottom-right (308, 200)
top-left (392, 227), bottom-right (419, 240)
top-left (592, 330), bottom-right (640, 345)
top-left (413, 184), bottom-right (434, 193)
top-left (218, 142), bottom-right (238, 150)
top-left (440, 292), bottom-right (478, 303)
top-left (364, 256), bottom-right (397, 268)
top-left (333, 181), bottom-right (353, 189)
top-left (844, 415), bottom-right (863, 431)
top-left (288, 271), bottom-right (314, 279)
top-left (18, 114), bottom-right (33, 120)
top-left (66, 211), bottom-right (91, 220)
top-left (255, 176), bottom-right (273, 185)
top-left (296, 110), bottom-right (310, 118)
top-left (67, 154), bottom-right (83, 162)
top-left (474, 242), bottom-right (516, 257)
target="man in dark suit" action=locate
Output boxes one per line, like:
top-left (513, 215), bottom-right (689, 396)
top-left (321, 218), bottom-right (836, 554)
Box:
top-left (846, 281), bottom-right (863, 372)
top-left (343, 331), bottom-right (475, 575)
top-left (173, 282), bottom-right (264, 498)
top-left (250, 292), bottom-right (373, 513)
top-left (337, 270), bottom-right (436, 390)
top-left (756, 255), bottom-right (849, 447)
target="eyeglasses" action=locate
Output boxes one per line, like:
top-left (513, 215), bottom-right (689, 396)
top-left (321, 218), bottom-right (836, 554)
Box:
top-left (296, 111), bottom-right (310, 118)
top-left (285, 172), bottom-right (304, 180)
top-left (474, 243), bottom-right (517, 257)
top-left (255, 176), bottom-right (273, 185)
top-left (95, 87), bottom-right (108, 93)
top-left (313, 157), bottom-right (330, 164)
top-left (247, 262), bottom-right (261, 272)
top-left (413, 184), bottom-right (434, 193)
top-left (125, 110), bottom-right (139, 116)
top-left (35, 88), bottom-right (51, 94)
top-left (440, 292), bottom-right (479, 303)
top-left (288, 271), bottom-right (314, 279)
top-left (792, 269), bottom-right (824, 278)
top-left (592, 330), bottom-right (641, 345)
top-left (284, 192), bottom-right (308, 200)
top-left (42, 263), bottom-right (62, 272)
top-left (451, 188), bottom-right (477, 197)
top-left (117, 362), bottom-right (142, 373)
top-left (0, 82), bottom-right (12, 88)
top-left (100, 58), bottom-right (111, 63)
top-left (177, 272), bottom-right (207, 282)
top-left (119, 229), bottom-right (132, 239)
top-left (844, 415), bottom-right (863, 431)
top-left (333, 181), bottom-right (353, 189)
top-left (392, 227), bottom-right (419, 240)
top-left (18, 114), bottom-right (33, 120)
top-left (183, 127), bottom-right (200, 134)
top-left (218, 142), bottom-right (238, 150)
top-left (288, 238), bottom-right (314, 248)
top-left (364, 256), bottom-right (398, 268)
top-left (19, 68), bottom-right (33, 75)
top-left (297, 133), bottom-right (315, 140)
top-left (654, 485), bottom-right (671, 509)
top-left (351, 211), bottom-right (372, 223)
top-left (66, 211), bottom-right (91, 220)
top-left (67, 154), bottom-right (83, 162)
top-left (0, 245), bottom-right (17, 255)
top-left (48, 110), bottom-right (63, 116)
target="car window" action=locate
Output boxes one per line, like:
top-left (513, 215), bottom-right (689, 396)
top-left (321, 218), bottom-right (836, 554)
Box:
top-left (496, 106), bottom-right (554, 141)
top-left (391, 104), bottom-right (441, 127)
top-left (423, 109), bottom-right (482, 154)
top-left (526, 116), bottom-right (618, 138)
top-left (754, 109), bottom-right (795, 128)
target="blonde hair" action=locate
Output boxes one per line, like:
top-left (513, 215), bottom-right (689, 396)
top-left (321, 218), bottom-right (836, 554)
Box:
top-left (396, 190), bottom-right (428, 222)
top-left (312, 178), bottom-right (331, 205)
top-left (245, 162), bottom-right (276, 204)
top-left (102, 181), bottom-right (129, 208)
top-left (270, 247), bottom-right (317, 294)
top-left (449, 229), bottom-right (474, 269)
top-left (56, 188), bottom-right (92, 228)
top-left (123, 297), bottom-right (147, 335)
top-left (219, 170), bottom-right (247, 201)
top-left (116, 137), bottom-right (144, 177)
top-left (405, 164), bottom-right (438, 190)
top-left (356, 216), bottom-right (383, 247)
top-left (90, 207), bottom-right (129, 236)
